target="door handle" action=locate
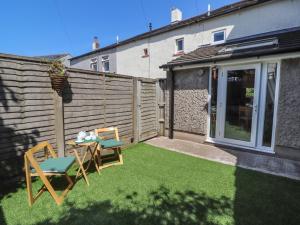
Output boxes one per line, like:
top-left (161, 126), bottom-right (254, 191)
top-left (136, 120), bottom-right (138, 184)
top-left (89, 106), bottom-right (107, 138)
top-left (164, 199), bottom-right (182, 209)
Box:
top-left (254, 104), bottom-right (258, 113)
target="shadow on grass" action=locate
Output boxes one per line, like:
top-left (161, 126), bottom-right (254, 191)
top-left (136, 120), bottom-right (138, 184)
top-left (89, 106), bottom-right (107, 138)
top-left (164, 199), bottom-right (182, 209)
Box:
top-left (30, 186), bottom-right (232, 225)
top-left (233, 167), bottom-right (300, 225)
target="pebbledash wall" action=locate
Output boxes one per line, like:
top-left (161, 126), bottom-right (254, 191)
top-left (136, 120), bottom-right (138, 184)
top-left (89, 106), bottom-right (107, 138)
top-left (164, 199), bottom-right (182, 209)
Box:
top-left (275, 58), bottom-right (300, 159)
top-left (0, 54), bottom-right (159, 182)
top-left (164, 58), bottom-right (300, 160)
top-left (173, 68), bottom-right (209, 134)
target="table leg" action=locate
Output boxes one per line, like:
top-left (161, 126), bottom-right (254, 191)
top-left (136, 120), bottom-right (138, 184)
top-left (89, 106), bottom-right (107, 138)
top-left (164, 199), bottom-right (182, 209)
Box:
top-left (85, 144), bottom-right (101, 175)
top-left (76, 148), bottom-right (89, 178)
top-left (73, 149), bottom-right (89, 186)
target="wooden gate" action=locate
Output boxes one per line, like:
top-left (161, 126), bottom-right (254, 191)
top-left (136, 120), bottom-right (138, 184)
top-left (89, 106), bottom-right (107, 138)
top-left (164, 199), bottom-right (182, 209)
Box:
top-left (136, 78), bottom-right (159, 141)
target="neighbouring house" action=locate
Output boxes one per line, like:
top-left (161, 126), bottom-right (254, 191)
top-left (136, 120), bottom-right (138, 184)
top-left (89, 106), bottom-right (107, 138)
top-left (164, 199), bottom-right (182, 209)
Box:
top-left (69, 0), bottom-right (300, 79)
top-left (160, 26), bottom-right (300, 160)
top-left (35, 53), bottom-right (72, 66)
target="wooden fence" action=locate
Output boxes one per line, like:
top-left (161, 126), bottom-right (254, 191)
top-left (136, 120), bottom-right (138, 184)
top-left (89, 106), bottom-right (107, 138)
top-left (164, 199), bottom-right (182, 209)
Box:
top-left (0, 54), bottom-right (165, 182)
top-left (136, 78), bottom-right (159, 141)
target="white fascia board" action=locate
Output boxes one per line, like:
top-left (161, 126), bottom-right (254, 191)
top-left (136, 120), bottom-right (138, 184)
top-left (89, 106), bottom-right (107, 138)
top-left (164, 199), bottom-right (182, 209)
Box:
top-left (172, 51), bottom-right (300, 71)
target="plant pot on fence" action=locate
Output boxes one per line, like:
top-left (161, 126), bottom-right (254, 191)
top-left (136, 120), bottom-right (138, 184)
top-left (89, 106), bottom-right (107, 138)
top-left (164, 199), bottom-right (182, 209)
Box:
top-left (50, 75), bottom-right (68, 93)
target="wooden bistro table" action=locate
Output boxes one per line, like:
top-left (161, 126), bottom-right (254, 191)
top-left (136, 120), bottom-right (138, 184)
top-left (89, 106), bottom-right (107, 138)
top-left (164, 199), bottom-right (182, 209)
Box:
top-left (67, 138), bottom-right (102, 186)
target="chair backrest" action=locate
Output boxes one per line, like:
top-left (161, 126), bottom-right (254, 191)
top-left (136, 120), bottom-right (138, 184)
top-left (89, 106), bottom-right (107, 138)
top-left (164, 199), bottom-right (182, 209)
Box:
top-left (94, 127), bottom-right (120, 141)
top-left (25, 141), bottom-right (57, 160)
top-left (24, 141), bottom-right (57, 175)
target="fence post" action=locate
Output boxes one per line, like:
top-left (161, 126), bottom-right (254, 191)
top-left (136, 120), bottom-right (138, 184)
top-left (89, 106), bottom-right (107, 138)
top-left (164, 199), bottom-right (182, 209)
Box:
top-left (53, 91), bottom-right (65, 157)
top-left (157, 79), bottom-right (166, 136)
top-left (133, 78), bottom-right (140, 143)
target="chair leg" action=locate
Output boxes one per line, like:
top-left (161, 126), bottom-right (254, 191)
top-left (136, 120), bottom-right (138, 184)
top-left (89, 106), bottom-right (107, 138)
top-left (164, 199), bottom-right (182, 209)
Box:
top-left (118, 147), bottom-right (123, 165)
top-left (38, 173), bottom-right (62, 205)
top-left (24, 155), bottom-right (34, 206)
top-left (55, 174), bottom-right (74, 205)
top-left (97, 149), bottom-right (103, 168)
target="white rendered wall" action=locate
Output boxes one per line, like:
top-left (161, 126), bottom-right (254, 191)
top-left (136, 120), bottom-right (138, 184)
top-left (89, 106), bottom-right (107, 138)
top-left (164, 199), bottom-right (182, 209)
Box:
top-left (116, 0), bottom-right (300, 78)
top-left (70, 0), bottom-right (300, 78)
top-left (70, 49), bottom-right (117, 73)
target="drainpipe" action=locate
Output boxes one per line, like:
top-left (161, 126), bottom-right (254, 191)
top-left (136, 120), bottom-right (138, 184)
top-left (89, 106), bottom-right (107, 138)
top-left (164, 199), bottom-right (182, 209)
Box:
top-left (169, 68), bottom-right (174, 139)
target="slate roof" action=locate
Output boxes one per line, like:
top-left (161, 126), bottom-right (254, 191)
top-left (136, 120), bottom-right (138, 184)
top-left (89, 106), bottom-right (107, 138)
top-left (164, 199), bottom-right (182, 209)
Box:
top-left (34, 54), bottom-right (70, 61)
top-left (71, 0), bottom-right (273, 60)
top-left (161, 26), bottom-right (300, 68)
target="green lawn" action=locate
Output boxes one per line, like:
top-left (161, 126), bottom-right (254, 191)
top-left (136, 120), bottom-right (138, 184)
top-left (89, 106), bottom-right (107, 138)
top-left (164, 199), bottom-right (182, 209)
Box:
top-left (1, 143), bottom-right (300, 225)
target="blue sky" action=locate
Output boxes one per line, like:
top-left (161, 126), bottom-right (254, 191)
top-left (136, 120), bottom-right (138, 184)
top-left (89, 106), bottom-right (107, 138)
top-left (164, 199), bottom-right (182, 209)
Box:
top-left (0, 0), bottom-right (237, 57)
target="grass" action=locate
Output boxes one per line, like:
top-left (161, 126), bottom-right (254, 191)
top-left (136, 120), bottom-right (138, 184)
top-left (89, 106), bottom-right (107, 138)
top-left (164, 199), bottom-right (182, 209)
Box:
top-left (1, 143), bottom-right (300, 225)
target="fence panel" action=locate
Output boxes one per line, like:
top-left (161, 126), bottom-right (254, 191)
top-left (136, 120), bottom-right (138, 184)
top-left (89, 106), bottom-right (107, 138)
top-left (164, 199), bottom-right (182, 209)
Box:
top-left (137, 79), bottom-right (159, 141)
top-left (0, 56), bottom-right (56, 180)
top-left (0, 54), bottom-right (161, 182)
top-left (63, 70), bottom-right (105, 143)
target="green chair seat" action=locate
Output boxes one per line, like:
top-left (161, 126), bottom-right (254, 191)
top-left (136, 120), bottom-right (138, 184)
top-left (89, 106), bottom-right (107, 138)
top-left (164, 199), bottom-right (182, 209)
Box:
top-left (32, 156), bottom-right (75, 173)
top-left (100, 139), bottom-right (123, 149)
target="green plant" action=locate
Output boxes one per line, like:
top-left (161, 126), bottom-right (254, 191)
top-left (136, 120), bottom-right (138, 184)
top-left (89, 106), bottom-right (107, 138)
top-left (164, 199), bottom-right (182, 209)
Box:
top-left (48, 60), bottom-right (67, 77)
top-left (2, 144), bottom-right (300, 225)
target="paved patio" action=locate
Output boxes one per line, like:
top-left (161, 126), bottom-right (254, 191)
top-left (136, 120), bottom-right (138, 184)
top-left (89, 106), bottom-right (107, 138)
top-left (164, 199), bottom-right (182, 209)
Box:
top-left (146, 137), bottom-right (300, 180)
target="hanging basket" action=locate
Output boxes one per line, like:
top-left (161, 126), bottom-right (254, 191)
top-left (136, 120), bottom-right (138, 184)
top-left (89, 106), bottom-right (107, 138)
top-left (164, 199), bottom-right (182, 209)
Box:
top-left (50, 74), bottom-right (68, 93)
top-left (48, 60), bottom-right (68, 94)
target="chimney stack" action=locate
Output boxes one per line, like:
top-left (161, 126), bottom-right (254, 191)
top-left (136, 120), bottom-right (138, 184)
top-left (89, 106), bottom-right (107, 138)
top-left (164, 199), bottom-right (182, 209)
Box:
top-left (92, 36), bottom-right (99, 50)
top-left (171, 8), bottom-right (182, 24)
top-left (207, 4), bottom-right (211, 16)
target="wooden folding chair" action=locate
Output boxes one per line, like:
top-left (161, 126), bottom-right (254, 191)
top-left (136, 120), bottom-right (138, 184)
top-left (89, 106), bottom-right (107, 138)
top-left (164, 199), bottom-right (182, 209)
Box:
top-left (95, 127), bottom-right (124, 169)
top-left (24, 141), bottom-right (87, 206)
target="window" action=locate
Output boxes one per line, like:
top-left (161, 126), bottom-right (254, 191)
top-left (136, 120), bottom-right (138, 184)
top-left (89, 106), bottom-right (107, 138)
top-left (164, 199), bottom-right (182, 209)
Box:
top-left (212, 30), bottom-right (226, 44)
top-left (262, 63), bottom-right (277, 147)
top-left (102, 56), bottom-right (110, 72)
top-left (143, 48), bottom-right (149, 57)
top-left (90, 58), bottom-right (98, 71)
top-left (175, 38), bottom-right (184, 53)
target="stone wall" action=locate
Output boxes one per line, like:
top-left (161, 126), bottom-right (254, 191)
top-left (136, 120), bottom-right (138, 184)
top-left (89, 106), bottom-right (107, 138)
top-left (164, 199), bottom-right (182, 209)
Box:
top-left (173, 68), bottom-right (209, 135)
top-left (275, 58), bottom-right (300, 157)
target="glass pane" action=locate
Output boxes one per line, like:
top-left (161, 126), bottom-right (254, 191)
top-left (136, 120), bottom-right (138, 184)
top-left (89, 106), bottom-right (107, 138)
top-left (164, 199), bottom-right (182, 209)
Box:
top-left (103, 61), bottom-right (109, 72)
top-left (91, 63), bottom-right (97, 71)
top-left (210, 68), bottom-right (218, 138)
top-left (177, 39), bottom-right (183, 51)
top-left (214, 31), bottom-right (224, 42)
top-left (224, 69), bottom-right (255, 142)
top-left (262, 63), bottom-right (277, 147)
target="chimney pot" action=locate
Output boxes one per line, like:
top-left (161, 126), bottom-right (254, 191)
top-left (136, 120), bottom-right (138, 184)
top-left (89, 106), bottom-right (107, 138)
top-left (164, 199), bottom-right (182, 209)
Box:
top-left (171, 8), bottom-right (182, 24)
top-left (149, 22), bottom-right (153, 31)
top-left (92, 36), bottom-right (100, 50)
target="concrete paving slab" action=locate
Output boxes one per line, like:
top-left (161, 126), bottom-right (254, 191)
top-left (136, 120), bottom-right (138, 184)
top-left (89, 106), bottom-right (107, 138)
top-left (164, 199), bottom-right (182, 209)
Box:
top-left (146, 137), bottom-right (300, 180)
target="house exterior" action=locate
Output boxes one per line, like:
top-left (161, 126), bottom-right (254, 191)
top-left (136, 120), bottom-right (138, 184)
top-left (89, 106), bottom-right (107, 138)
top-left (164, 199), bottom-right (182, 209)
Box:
top-left (35, 53), bottom-right (72, 66)
top-left (70, 0), bottom-right (300, 79)
top-left (161, 27), bottom-right (300, 160)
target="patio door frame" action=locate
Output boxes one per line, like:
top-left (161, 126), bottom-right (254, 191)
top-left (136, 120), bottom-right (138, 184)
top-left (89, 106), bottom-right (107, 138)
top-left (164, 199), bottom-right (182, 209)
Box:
top-left (215, 63), bottom-right (261, 148)
top-left (206, 58), bottom-right (283, 153)
top-left (256, 61), bottom-right (281, 152)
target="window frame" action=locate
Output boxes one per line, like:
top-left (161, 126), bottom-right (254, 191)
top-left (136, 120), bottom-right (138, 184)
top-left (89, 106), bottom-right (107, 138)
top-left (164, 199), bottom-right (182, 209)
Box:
top-left (142, 48), bottom-right (149, 58)
top-left (175, 38), bottom-right (184, 54)
top-left (212, 30), bottom-right (226, 45)
top-left (90, 58), bottom-right (98, 71)
top-left (102, 55), bottom-right (110, 72)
